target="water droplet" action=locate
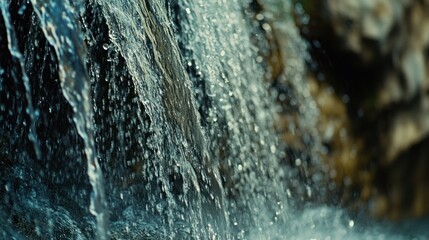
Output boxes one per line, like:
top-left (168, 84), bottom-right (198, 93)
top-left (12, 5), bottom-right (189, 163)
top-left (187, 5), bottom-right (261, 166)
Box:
top-left (4, 183), bottom-right (10, 192)
top-left (306, 186), bottom-right (312, 197)
top-left (270, 145), bottom-right (276, 153)
top-left (18, 4), bottom-right (27, 15)
top-left (342, 94), bottom-right (350, 104)
top-left (262, 23), bottom-right (271, 32)
top-left (255, 13), bottom-right (264, 21)
top-left (34, 109), bottom-right (40, 118)
top-left (156, 203), bottom-right (163, 212)
top-left (312, 40), bottom-right (321, 48)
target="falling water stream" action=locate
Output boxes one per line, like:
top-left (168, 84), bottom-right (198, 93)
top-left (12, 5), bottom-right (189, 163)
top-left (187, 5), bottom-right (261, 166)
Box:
top-left (0, 0), bottom-right (428, 239)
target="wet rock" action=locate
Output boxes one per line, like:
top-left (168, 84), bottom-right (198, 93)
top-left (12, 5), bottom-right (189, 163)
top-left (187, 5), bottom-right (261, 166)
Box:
top-left (326, 0), bottom-right (407, 57)
top-left (308, 75), bottom-right (371, 204)
top-left (373, 136), bottom-right (429, 219)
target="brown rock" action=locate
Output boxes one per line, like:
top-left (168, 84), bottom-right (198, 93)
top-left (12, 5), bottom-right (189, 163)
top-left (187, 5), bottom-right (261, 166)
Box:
top-left (295, 0), bottom-right (429, 218)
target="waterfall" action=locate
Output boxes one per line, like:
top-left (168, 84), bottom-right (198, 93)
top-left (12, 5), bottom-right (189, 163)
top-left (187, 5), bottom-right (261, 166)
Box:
top-left (1, 0), bottom-right (426, 239)
top-left (0, 0), bottom-right (292, 238)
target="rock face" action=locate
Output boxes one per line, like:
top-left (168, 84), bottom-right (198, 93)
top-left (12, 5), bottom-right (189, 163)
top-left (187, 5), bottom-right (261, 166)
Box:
top-left (295, 0), bottom-right (429, 218)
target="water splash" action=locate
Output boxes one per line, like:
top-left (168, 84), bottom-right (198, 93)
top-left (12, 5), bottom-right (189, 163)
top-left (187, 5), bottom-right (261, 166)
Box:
top-left (0, 0), bottom-right (428, 239)
top-left (175, 0), bottom-right (289, 235)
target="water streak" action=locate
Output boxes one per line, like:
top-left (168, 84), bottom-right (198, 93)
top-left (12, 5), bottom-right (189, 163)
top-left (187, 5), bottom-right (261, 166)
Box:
top-left (29, 0), bottom-right (108, 238)
top-left (0, 1), bottom-right (41, 160)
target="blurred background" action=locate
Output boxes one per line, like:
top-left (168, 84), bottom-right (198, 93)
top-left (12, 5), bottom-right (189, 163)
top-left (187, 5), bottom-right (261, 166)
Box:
top-left (290, 0), bottom-right (429, 220)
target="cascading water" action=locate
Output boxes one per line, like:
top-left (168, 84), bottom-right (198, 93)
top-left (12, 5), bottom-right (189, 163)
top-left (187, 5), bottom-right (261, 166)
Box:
top-left (1, 0), bottom-right (428, 239)
top-left (0, 0), bottom-right (290, 238)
